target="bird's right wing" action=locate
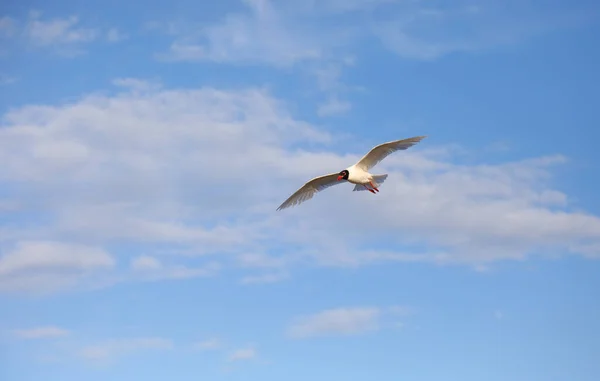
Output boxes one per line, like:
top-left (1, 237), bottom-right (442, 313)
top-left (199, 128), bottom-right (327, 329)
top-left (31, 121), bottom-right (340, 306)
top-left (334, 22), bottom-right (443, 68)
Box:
top-left (354, 136), bottom-right (427, 171)
top-left (276, 173), bottom-right (345, 211)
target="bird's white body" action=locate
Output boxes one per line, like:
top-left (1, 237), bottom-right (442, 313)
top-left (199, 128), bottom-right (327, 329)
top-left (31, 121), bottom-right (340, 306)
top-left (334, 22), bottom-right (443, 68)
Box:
top-left (276, 136), bottom-right (426, 211)
top-left (343, 164), bottom-right (389, 191)
top-left (345, 164), bottom-right (369, 184)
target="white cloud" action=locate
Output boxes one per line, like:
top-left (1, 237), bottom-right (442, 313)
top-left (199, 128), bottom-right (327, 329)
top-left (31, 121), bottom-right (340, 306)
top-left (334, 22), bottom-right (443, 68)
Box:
top-left (0, 11), bottom-right (124, 55)
top-left (287, 305), bottom-right (415, 338)
top-left (158, 0), bottom-right (358, 115)
top-left (80, 337), bottom-right (173, 361)
top-left (160, 0), bottom-right (325, 66)
top-left (317, 96), bottom-right (351, 117)
top-left (129, 255), bottom-right (220, 282)
top-left (0, 241), bottom-right (115, 293)
top-left (387, 305), bottom-right (413, 317)
top-left (1, 82), bottom-right (600, 294)
top-left (112, 77), bottom-right (162, 92)
top-left (311, 0), bottom-right (398, 13)
top-left (0, 16), bottom-right (17, 37)
top-left (236, 253), bottom-right (289, 284)
top-left (194, 337), bottom-right (222, 351)
top-left (372, 1), bottom-right (590, 60)
top-left (308, 58), bottom-right (362, 116)
top-left (106, 27), bottom-right (126, 42)
top-left (25, 12), bottom-right (98, 47)
top-left (0, 199), bottom-right (20, 211)
top-left (0, 85), bottom-right (329, 248)
top-left (130, 256), bottom-right (162, 271)
top-left (373, 21), bottom-right (474, 61)
top-left (12, 326), bottom-right (70, 339)
top-left (227, 347), bottom-right (256, 362)
top-left (0, 75), bottom-right (18, 85)
top-left (153, 0), bottom-right (584, 121)
top-left (571, 243), bottom-right (600, 259)
top-left (287, 307), bottom-right (381, 338)
top-left (236, 253), bottom-right (287, 269)
top-left (310, 59), bottom-right (356, 92)
top-left (143, 263), bottom-right (220, 280)
top-left (240, 272), bottom-right (289, 285)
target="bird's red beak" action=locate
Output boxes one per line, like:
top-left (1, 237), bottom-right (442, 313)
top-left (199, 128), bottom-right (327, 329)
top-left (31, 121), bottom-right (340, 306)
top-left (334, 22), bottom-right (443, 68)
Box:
top-left (337, 175), bottom-right (343, 181)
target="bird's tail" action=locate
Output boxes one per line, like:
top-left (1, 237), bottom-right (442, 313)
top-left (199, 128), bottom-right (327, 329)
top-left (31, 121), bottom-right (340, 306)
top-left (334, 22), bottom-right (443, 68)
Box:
top-left (353, 174), bottom-right (388, 192)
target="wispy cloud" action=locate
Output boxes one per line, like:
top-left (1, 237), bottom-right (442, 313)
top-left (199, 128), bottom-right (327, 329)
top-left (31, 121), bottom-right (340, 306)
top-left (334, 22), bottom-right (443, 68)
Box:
top-left (154, 0), bottom-right (585, 116)
top-left (372, 1), bottom-right (591, 60)
top-left (129, 255), bottom-right (220, 282)
top-left (287, 305), bottom-right (415, 338)
top-left (310, 0), bottom-right (398, 13)
top-left (152, 0), bottom-right (364, 117)
top-left (12, 326), bottom-right (70, 339)
top-left (387, 305), bottom-right (414, 317)
top-left (0, 75), bottom-right (18, 85)
top-left (236, 253), bottom-right (287, 269)
top-left (227, 347), bottom-right (256, 362)
top-left (240, 272), bottom-right (289, 285)
top-left (158, 0), bottom-right (325, 66)
top-left (236, 253), bottom-right (290, 284)
top-left (157, 0), bottom-right (587, 64)
top-left (0, 10), bottom-right (125, 56)
top-left (287, 307), bottom-right (381, 338)
top-left (317, 96), bottom-right (352, 117)
top-left (25, 11), bottom-right (98, 48)
top-left (0, 16), bottom-right (17, 37)
top-left (80, 337), bottom-right (173, 361)
top-left (111, 77), bottom-right (162, 92)
top-left (194, 337), bottom-right (222, 351)
top-left (0, 241), bottom-right (115, 294)
top-left (106, 27), bottom-right (127, 43)
top-left (131, 255), bottom-right (162, 271)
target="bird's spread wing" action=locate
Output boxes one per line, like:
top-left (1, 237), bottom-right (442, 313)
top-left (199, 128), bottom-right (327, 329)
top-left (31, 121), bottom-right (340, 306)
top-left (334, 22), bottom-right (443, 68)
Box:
top-left (277, 173), bottom-right (345, 211)
top-left (354, 136), bottom-right (427, 171)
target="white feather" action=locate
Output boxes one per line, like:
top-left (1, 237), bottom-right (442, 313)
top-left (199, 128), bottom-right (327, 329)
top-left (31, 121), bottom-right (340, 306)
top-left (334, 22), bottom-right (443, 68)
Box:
top-left (276, 173), bottom-right (347, 211)
top-left (353, 174), bottom-right (388, 192)
top-left (354, 136), bottom-right (427, 171)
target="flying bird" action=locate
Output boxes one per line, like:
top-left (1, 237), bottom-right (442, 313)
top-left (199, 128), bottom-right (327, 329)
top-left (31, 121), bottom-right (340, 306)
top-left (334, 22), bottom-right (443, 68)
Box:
top-left (276, 135), bottom-right (427, 211)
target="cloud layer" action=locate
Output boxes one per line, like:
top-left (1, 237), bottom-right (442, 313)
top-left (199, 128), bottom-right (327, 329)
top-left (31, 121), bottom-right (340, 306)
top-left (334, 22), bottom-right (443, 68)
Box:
top-left (1, 80), bottom-right (599, 294)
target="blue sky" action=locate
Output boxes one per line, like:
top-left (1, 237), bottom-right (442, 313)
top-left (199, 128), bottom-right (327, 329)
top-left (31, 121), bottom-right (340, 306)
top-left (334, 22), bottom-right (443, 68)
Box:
top-left (1, 0), bottom-right (600, 380)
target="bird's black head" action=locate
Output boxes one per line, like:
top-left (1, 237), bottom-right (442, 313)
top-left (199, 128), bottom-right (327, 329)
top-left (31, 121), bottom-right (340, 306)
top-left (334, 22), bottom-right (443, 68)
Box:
top-left (337, 170), bottom-right (349, 181)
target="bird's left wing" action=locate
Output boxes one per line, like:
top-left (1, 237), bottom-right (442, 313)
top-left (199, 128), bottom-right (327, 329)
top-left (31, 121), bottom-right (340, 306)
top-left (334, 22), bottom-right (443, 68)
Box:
top-left (276, 173), bottom-right (345, 211)
top-left (354, 136), bottom-right (427, 171)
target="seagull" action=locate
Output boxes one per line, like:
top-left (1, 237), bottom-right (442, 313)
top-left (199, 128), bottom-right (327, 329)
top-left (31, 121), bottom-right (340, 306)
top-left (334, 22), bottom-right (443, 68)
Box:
top-left (276, 135), bottom-right (427, 211)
